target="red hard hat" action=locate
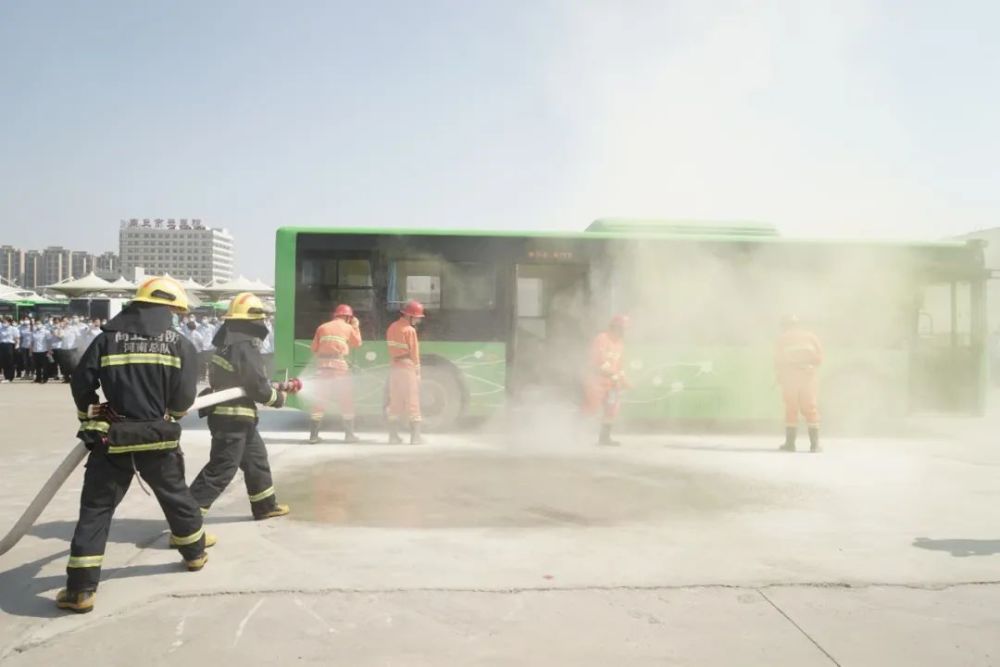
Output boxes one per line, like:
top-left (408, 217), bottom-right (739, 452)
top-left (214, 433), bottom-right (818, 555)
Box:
top-left (401, 300), bottom-right (425, 318)
top-left (610, 314), bottom-right (631, 330)
top-left (333, 304), bottom-right (354, 319)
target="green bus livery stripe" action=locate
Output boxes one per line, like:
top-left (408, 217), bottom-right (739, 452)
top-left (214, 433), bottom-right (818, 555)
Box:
top-left (101, 353), bottom-right (181, 369)
top-left (106, 440), bottom-right (179, 454)
top-left (211, 355), bottom-right (235, 372)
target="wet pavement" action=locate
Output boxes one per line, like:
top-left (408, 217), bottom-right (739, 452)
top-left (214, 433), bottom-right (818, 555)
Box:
top-left (280, 453), bottom-right (778, 528)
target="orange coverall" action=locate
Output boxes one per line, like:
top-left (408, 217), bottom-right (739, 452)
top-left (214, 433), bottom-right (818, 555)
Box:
top-left (310, 318), bottom-right (362, 422)
top-left (386, 317), bottom-right (421, 422)
top-left (582, 331), bottom-right (626, 424)
top-left (774, 328), bottom-right (823, 427)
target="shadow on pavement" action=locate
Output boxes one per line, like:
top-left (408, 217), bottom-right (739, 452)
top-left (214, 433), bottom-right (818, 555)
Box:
top-left (912, 537), bottom-right (1000, 557)
top-left (30, 515), bottom-right (253, 548)
top-left (0, 548), bottom-right (188, 620)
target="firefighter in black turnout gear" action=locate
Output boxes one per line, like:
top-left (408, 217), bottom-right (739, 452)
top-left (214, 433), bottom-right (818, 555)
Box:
top-left (189, 293), bottom-right (291, 520)
top-left (57, 277), bottom-right (211, 614)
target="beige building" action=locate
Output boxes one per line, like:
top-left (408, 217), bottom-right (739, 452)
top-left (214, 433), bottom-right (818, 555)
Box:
top-left (119, 218), bottom-right (234, 284)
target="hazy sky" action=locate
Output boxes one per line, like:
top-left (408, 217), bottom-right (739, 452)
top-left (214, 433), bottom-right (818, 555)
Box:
top-left (1, 1), bottom-right (998, 279)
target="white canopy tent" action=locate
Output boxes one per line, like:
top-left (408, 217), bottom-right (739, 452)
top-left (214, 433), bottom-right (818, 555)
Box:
top-left (200, 275), bottom-right (274, 298)
top-left (45, 272), bottom-right (114, 297)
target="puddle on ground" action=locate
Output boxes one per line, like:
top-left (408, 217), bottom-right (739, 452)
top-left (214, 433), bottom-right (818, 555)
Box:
top-left (280, 453), bottom-right (772, 528)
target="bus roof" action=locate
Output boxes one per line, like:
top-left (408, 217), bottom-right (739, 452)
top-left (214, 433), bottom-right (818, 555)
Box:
top-left (276, 223), bottom-right (977, 251)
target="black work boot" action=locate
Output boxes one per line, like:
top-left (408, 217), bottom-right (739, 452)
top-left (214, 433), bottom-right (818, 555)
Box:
top-left (308, 422), bottom-right (322, 444)
top-left (388, 420), bottom-right (404, 444)
top-left (598, 424), bottom-right (620, 446)
top-left (808, 427), bottom-right (821, 453)
top-left (343, 419), bottom-right (360, 444)
top-left (409, 421), bottom-right (423, 445)
top-left (779, 427), bottom-right (797, 452)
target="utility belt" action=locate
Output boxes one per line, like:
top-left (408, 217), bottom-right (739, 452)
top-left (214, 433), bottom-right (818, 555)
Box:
top-left (77, 418), bottom-right (181, 455)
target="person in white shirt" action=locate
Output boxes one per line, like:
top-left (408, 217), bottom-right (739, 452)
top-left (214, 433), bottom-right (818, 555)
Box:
top-left (17, 318), bottom-right (33, 379)
top-left (56, 317), bottom-right (83, 382)
top-left (0, 317), bottom-right (19, 382)
top-left (30, 323), bottom-right (53, 383)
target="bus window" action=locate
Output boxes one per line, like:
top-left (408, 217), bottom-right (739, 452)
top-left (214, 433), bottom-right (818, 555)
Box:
top-left (920, 281), bottom-right (974, 347)
top-left (443, 262), bottom-right (496, 310)
top-left (296, 256), bottom-right (375, 338)
top-left (339, 259), bottom-right (373, 288)
top-left (388, 260), bottom-right (441, 310)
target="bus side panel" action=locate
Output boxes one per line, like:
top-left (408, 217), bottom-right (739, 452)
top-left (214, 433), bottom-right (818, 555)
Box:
top-left (273, 228), bottom-right (300, 379)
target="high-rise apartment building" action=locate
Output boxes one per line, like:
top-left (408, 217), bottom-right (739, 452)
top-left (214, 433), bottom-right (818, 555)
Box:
top-left (22, 250), bottom-right (41, 290)
top-left (0, 246), bottom-right (23, 286)
top-left (39, 246), bottom-right (71, 287)
top-left (119, 218), bottom-right (234, 284)
top-left (94, 251), bottom-right (121, 281)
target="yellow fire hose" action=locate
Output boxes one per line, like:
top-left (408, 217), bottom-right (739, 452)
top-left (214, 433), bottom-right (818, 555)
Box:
top-left (0, 387), bottom-right (248, 557)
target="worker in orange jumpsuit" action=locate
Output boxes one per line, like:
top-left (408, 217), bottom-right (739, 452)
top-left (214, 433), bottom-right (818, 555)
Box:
top-left (386, 300), bottom-right (424, 445)
top-left (309, 304), bottom-right (362, 444)
top-left (775, 315), bottom-right (824, 453)
top-left (583, 314), bottom-right (630, 446)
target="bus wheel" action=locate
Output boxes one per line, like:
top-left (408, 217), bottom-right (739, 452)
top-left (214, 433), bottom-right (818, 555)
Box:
top-left (420, 366), bottom-right (464, 431)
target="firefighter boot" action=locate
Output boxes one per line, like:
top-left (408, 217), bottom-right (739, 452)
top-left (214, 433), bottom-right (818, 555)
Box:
top-left (56, 589), bottom-right (95, 614)
top-left (388, 420), bottom-right (404, 444)
top-left (185, 552), bottom-right (209, 572)
top-left (598, 424), bottom-right (620, 446)
top-left (308, 420), bottom-right (323, 444)
top-left (343, 419), bottom-right (360, 444)
top-left (256, 504), bottom-right (291, 520)
top-left (409, 421), bottom-right (423, 445)
top-left (809, 427), bottom-right (821, 453)
top-left (779, 427), bottom-right (797, 452)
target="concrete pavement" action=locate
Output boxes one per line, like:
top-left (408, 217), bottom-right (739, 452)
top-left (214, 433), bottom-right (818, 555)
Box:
top-left (1, 383), bottom-right (999, 665)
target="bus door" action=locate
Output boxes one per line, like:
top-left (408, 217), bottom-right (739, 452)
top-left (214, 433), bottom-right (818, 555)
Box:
top-left (910, 280), bottom-right (981, 413)
top-left (511, 263), bottom-right (590, 397)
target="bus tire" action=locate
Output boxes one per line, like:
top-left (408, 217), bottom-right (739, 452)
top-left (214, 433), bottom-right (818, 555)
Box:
top-left (419, 365), bottom-right (464, 431)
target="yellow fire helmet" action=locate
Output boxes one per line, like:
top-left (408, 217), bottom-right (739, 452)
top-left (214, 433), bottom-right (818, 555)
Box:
top-left (132, 276), bottom-right (190, 312)
top-left (224, 292), bottom-right (269, 320)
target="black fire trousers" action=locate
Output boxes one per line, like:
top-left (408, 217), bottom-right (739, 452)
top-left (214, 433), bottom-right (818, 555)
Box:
top-left (0, 343), bottom-right (14, 381)
top-left (190, 418), bottom-right (278, 518)
top-left (66, 448), bottom-right (206, 592)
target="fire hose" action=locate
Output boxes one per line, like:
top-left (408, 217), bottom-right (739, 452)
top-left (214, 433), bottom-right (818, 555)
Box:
top-left (0, 380), bottom-right (302, 557)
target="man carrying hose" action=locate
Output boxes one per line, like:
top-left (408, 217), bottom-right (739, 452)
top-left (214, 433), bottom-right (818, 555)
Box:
top-left (189, 293), bottom-right (291, 520)
top-left (59, 277), bottom-right (210, 614)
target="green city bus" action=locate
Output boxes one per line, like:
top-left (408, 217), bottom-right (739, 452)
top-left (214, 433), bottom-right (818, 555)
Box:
top-left (273, 221), bottom-right (988, 430)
